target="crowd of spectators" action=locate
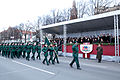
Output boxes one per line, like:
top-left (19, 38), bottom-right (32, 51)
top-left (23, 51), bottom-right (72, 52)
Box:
top-left (50, 34), bottom-right (120, 45)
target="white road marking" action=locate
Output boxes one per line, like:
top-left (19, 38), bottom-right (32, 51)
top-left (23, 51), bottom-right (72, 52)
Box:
top-left (12, 60), bottom-right (55, 75)
top-left (0, 56), bottom-right (6, 59)
top-left (0, 68), bottom-right (30, 76)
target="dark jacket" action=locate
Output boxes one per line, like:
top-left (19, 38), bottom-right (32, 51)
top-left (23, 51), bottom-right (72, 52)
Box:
top-left (96, 46), bottom-right (103, 59)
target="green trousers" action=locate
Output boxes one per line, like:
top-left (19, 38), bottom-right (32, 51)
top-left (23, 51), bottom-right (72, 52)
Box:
top-left (31, 52), bottom-right (35, 60)
top-left (26, 52), bottom-right (30, 61)
top-left (11, 52), bottom-right (14, 59)
top-left (53, 55), bottom-right (59, 63)
top-left (49, 55), bottom-right (54, 64)
top-left (43, 56), bottom-right (49, 65)
top-left (36, 52), bottom-right (41, 60)
top-left (7, 51), bottom-right (10, 58)
top-left (22, 51), bottom-right (26, 58)
top-left (70, 56), bottom-right (80, 68)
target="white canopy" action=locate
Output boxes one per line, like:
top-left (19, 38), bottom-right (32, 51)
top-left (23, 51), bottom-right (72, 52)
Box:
top-left (41, 10), bottom-right (120, 34)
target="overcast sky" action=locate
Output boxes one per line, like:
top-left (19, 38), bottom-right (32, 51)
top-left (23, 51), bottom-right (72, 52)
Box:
top-left (0, 0), bottom-right (119, 32)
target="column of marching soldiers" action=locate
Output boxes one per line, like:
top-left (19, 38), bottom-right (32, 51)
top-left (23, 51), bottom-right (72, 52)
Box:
top-left (0, 42), bottom-right (59, 66)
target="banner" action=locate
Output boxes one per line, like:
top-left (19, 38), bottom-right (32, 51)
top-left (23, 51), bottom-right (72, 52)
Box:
top-left (80, 43), bottom-right (93, 54)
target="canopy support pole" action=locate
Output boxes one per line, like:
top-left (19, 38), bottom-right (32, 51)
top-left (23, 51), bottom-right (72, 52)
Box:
top-left (63, 24), bottom-right (67, 57)
top-left (40, 27), bottom-right (43, 53)
top-left (114, 15), bottom-right (119, 62)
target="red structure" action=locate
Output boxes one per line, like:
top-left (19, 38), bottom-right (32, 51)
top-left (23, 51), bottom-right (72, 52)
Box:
top-left (62, 44), bottom-right (120, 58)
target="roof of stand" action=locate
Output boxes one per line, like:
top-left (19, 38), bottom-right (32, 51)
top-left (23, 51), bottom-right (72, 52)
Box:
top-left (41, 10), bottom-right (120, 34)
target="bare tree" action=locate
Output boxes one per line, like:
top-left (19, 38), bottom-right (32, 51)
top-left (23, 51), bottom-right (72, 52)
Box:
top-left (30, 16), bottom-right (44, 42)
top-left (87, 0), bottom-right (113, 15)
top-left (61, 8), bottom-right (71, 21)
top-left (16, 25), bottom-right (23, 42)
top-left (76, 0), bottom-right (88, 18)
top-left (19, 21), bottom-right (33, 43)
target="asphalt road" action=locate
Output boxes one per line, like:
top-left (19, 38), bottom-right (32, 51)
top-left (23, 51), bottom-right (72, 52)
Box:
top-left (0, 55), bottom-right (120, 80)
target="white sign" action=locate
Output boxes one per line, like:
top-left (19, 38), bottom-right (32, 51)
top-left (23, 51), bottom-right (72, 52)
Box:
top-left (80, 44), bottom-right (93, 54)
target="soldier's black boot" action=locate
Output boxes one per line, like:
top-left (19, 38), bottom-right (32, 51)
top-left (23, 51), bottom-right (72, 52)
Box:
top-left (69, 64), bottom-right (73, 68)
top-left (77, 67), bottom-right (82, 70)
top-left (42, 59), bottom-right (45, 64)
top-left (36, 56), bottom-right (38, 59)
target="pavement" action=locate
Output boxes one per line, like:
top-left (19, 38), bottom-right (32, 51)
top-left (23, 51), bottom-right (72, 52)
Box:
top-left (0, 54), bottom-right (120, 80)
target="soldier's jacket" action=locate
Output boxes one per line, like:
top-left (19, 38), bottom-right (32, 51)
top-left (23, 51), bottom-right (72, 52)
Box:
top-left (26, 45), bottom-right (32, 53)
top-left (49, 47), bottom-right (54, 56)
top-left (16, 45), bottom-right (19, 52)
top-left (96, 46), bottom-right (103, 59)
top-left (14, 45), bottom-right (18, 52)
top-left (22, 44), bottom-right (27, 52)
top-left (17, 45), bottom-right (22, 52)
top-left (1, 45), bottom-right (3, 51)
top-left (32, 45), bottom-right (37, 53)
top-left (37, 45), bottom-right (41, 53)
top-left (72, 44), bottom-right (79, 57)
top-left (11, 45), bottom-right (15, 52)
top-left (0, 45), bottom-right (2, 51)
top-left (3, 45), bottom-right (5, 51)
top-left (4, 45), bottom-right (7, 52)
top-left (6, 45), bottom-right (10, 52)
top-left (42, 46), bottom-right (48, 56)
top-left (19, 45), bottom-right (23, 52)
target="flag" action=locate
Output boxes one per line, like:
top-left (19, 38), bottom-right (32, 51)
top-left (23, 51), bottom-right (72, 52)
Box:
top-left (44, 37), bottom-right (50, 46)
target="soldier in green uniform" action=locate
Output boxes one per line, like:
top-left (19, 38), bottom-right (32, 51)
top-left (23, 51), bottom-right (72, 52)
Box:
top-left (4, 43), bottom-right (7, 57)
top-left (2, 43), bottom-right (5, 57)
top-left (5, 43), bottom-right (8, 58)
top-left (18, 43), bottom-right (23, 58)
top-left (11, 43), bottom-right (15, 59)
top-left (26, 42), bottom-right (31, 61)
top-left (48, 44), bottom-right (54, 64)
top-left (69, 41), bottom-right (81, 70)
top-left (31, 43), bottom-right (37, 60)
top-left (36, 43), bottom-right (41, 60)
top-left (16, 43), bottom-right (20, 58)
top-left (42, 44), bottom-right (49, 65)
top-left (19, 43), bottom-right (23, 58)
top-left (13, 43), bottom-right (18, 58)
top-left (96, 44), bottom-right (103, 63)
top-left (53, 43), bottom-right (59, 64)
top-left (22, 43), bottom-right (26, 58)
top-left (1, 43), bottom-right (4, 56)
top-left (7, 43), bottom-right (10, 58)
top-left (0, 43), bottom-right (2, 55)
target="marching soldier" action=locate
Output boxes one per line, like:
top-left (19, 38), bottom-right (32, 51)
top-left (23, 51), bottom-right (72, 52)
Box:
top-left (0, 43), bottom-right (2, 55)
top-left (69, 41), bottom-right (81, 70)
top-left (36, 43), bottom-right (41, 60)
top-left (19, 43), bottom-right (23, 58)
top-left (4, 43), bottom-right (7, 57)
top-left (17, 43), bottom-right (21, 58)
top-left (2, 43), bottom-right (5, 56)
top-left (31, 43), bottom-right (37, 60)
top-left (22, 43), bottom-right (26, 58)
top-left (53, 43), bottom-right (59, 64)
top-left (26, 42), bottom-right (32, 61)
top-left (14, 43), bottom-right (17, 58)
top-left (11, 43), bottom-right (15, 59)
top-left (48, 43), bottom-right (54, 64)
top-left (96, 44), bottom-right (103, 63)
top-left (42, 44), bottom-right (49, 65)
top-left (7, 43), bottom-right (10, 58)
